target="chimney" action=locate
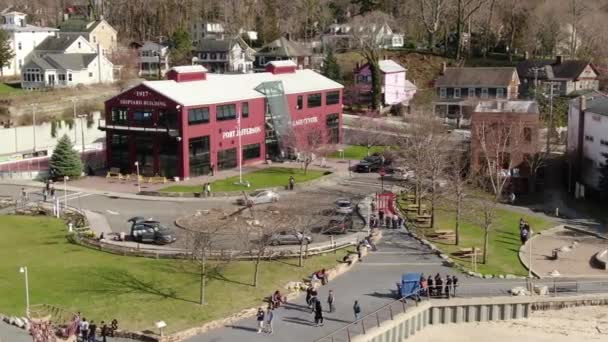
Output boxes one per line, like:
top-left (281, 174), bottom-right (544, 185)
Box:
top-left (556, 55), bottom-right (563, 65)
top-left (63, 13), bottom-right (69, 22)
top-left (441, 62), bottom-right (447, 75)
top-left (99, 14), bottom-right (104, 21)
top-left (579, 95), bottom-right (587, 111)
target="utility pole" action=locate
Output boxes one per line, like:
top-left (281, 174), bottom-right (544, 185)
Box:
top-left (70, 98), bottom-right (78, 146)
top-left (30, 103), bottom-right (38, 153)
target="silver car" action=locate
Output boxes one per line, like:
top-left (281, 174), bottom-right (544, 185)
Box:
top-left (335, 198), bottom-right (354, 214)
top-left (268, 231), bottom-right (312, 246)
top-left (237, 190), bottom-right (280, 205)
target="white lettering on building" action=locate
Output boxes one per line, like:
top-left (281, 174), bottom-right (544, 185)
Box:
top-left (222, 126), bottom-right (262, 139)
top-left (118, 99), bottom-right (168, 107)
top-left (291, 116), bottom-right (318, 127)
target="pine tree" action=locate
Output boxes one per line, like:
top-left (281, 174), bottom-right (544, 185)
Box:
top-left (170, 26), bottom-right (193, 65)
top-left (321, 49), bottom-right (342, 84)
top-left (598, 153), bottom-right (608, 198)
top-left (50, 135), bottom-right (83, 179)
top-left (0, 29), bottom-right (15, 80)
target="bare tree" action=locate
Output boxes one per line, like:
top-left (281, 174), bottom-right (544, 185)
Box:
top-left (446, 142), bottom-right (471, 246)
top-left (282, 123), bottom-right (327, 175)
top-left (347, 111), bottom-right (391, 156)
top-left (417, 0), bottom-right (447, 52)
top-left (420, 117), bottom-right (449, 228)
top-left (350, 11), bottom-right (394, 110)
top-left (453, 0), bottom-right (488, 60)
top-left (471, 196), bottom-right (497, 264)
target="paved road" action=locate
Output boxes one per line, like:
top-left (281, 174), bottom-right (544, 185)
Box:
top-left (182, 229), bottom-right (519, 342)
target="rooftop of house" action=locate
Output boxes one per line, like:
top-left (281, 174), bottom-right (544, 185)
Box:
top-left (170, 65), bottom-right (208, 73)
top-left (256, 37), bottom-right (312, 57)
top-left (36, 35), bottom-right (83, 51)
top-left (140, 68), bottom-right (343, 107)
top-left (58, 16), bottom-right (114, 33)
top-left (435, 67), bottom-right (518, 87)
top-left (516, 58), bottom-right (596, 81)
top-left (196, 38), bottom-right (234, 52)
top-left (1, 11), bottom-right (58, 32)
top-left (379, 60), bottom-right (406, 73)
top-left (28, 53), bottom-right (98, 70)
top-left (579, 93), bottom-right (608, 117)
top-left (474, 100), bottom-right (539, 114)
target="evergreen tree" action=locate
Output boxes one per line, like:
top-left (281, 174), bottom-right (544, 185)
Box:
top-left (49, 135), bottom-right (83, 179)
top-left (351, 0), bottom-right (381, 15)
top-left (0, 29), bottom-right (15, 80)
top-left (321, 49), bottom-right (342, 84)
top-left (170, 26), bottom-right (193, 65)
top-left (599, 153), bottom-right (608, 198)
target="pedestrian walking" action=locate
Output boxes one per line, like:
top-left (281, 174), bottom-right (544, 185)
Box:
top-left (306, 287), bottom-right (314, 307)
top-left (110, 319), bottom-right (118, 337)
top-left (314, 299), bottom-right (324, 326)
top-left (289, 176), bottom-right (295, 190)
top-left (88, 320), bottom-right (97, 342)
top-left (353, 300), bottom-right (361, 322)
top-left (256, 308), bottom-right (265, 333)
top-left (265, 308), bottom-right (274, 334)
top-left (50, 184), bottom-right (56, 199)
top-left (427, 275), bottom-right (434, 297)
top-left (392, 215), bottom-right (399, 229)
top-left (210, 164), bottom-right (215, 176)
top-left (520, 227), bottom-right (529, 244)
top-left (327, 290), bottom-right (335, 313)
top-left (205, 183), bottom-right (211, 197)
top-left (79, 318), bottom-right (89, 342)
top-left (42, 188), bottom-right (48, 202)
top-left (378, 210), bottom-right (384, 223)
top-left (356, 242), bottom-right (363, 261)
top-left (435, 274), bottom-right (443, 297)
top-left (45, 180), bottom-right (51, 192)
top-left (100, 321), bottom-right (109, 342)
top-left (21, 187), bottom-right (27, 201)
top-left (452, 275), bottom-right (458, 297)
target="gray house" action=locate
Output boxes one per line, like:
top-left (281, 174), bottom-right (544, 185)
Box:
top-left (517, 56), bottom-right (599, 96)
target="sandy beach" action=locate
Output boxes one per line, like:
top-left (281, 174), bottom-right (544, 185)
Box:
top-left (411, 305), bottom-right (608, 342)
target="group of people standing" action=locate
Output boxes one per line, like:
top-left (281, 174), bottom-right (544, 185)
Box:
top-left (419, 274), bottom-right (458, 298)
top-left (76, 314), bottom-right (118, 342)
top-left (41, 180), bottom-right (56, 202)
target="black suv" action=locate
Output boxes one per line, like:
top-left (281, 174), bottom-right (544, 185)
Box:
top-left (128, 217), bottom-right (176, 245)
top-left (354, 154), bottom-right (392, 173)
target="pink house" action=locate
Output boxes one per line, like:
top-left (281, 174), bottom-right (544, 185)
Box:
top-left (351, 59), bottom-right (417, 107)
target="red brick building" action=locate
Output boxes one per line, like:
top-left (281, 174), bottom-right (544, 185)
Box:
top-left (101, 62), bottom-right (343, 179)
top-left (470, 100), bottom-right (541, 193)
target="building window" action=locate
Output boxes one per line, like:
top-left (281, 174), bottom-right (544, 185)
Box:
top-left (217, 148), bottom-right (237, 170)
top-left (297, 96), bottom-right (303, 110)
top-left (111, 107), bottom-right (128, 124)
top-left (189, 136), bottom-right (211, 177)
top-left (18, 42), bottom-right (22, 50)
top-left (601, 139), bottom-right (608, 146)
top-left (58, 74), bottom-right (66, 81)
top-left (241, 102), bottom-right (249, 118)
top-left (243, 143), bottom-right (261, 160)
top-left (307, 93), bottom-right (322, 108)
top-left (468, 88), bottom-right (475, 98)
top-left (68, 73), bottom-right (72, 81)
top-left (133, 110), bottom-right (153, 123)
top-left (439, 88), bottom-right (447, 99)
top-left (220, 53), bottom-right (226, 59)
top-left (585, 135), bottom-right (594, 142)
top-left (78, 42), bottom-right (81, 49)
top-left (216, 103), bottom-right (237, 121)
top-left (326, 91), bottom-right (340, 105)
top-left (89, 72), bottom-right (93, 77)
top-left (326, 113), bottom-right (339, 144)
top-left (93, 36), bottom-right (96, 43)
top-left (109, 133), bottom-right (130, 173)
top-left (201, 52), bottom-right (207, 59)
top-left (454, 88), bottom-right (461, 98)
top-left (496, 88), bottom-right (504, 98)
top-left (188, 107), bottom-right (210, 124)
top-left (210, 53), bottom-right (217, 60)
top-left (481, 88), bottom-right (489, 98)
top-left (523, 127), bottom-right (532, 142)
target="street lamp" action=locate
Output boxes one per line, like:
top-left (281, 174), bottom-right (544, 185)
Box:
top-left (134, 161), bottom-right (141, 193)
top-left (30, 103), bottom-right (38, 153)
top-left (379, 168), bottom-right (386, 192)
top-left (19, 266), bottom-right (29, 317)
top-left (63, 176), bottom-right (69, 211)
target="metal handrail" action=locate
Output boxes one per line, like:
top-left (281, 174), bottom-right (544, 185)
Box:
top-left (315, 288), bottom-right (427, 342)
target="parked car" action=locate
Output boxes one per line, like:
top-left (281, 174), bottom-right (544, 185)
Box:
top-left (268, 231), bottom-right (312, 246)
top-left (236, 190), bottom-right (280, 205)
top-left (335, 198), bottom-right (354, 214)
top-left (354, 154), bottom-right (392, 173)
top-left (323, 214), bottom-right (353, 234)
top-left (128, 217), bottom-right (176, 245)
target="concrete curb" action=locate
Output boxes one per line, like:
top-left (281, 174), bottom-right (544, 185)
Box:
top-left (563, 225), bottom-right (608, 240)
top-left (517, 226), bottom-right (554, 279)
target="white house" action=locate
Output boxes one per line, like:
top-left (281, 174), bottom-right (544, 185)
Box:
top-left (568, 94), bottom-right (608, 193)
top-left (0, 11), bottom-right (58, 77)
top-left (323, 22), bottom-right (404, 50)
top-left (21, 53), bottom-right (114, 89)
top-left (193, 37), bottom-right (254, 74)
top-left (190, 21), bottom-right (225, 45)
top-left (138, 41), bottom-right (170, 77)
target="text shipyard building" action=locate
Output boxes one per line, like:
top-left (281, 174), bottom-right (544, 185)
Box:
top-left (101, 61), bottom-right (344, 179)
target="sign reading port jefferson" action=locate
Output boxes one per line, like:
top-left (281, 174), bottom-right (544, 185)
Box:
top-left (222, 126), bottom-right (262, 139)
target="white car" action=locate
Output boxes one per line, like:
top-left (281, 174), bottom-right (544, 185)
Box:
top-left (237, 190), bottom-right (280, 205)
top-left (335, 198), bottom-right (354, 214)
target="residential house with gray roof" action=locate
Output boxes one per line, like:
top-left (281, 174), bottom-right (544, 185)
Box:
top-left (433, 65), bottom-right (520, 127)
top-left (254, 37), bottom-right (317, 71)
top-left (517, 56), bottom-right (599, 97)
top-left (58, 13), bottom-right (117, 55)
top-left (193, 37), bottom-right (255, 74)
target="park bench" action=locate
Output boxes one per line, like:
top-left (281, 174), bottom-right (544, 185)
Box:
top-left (428, 230), bottom-right (455, 240)
top-left (452, 247), bottom-right (481, 259)
top-left (146, 175), bottom-right (167, 184)
top-left (123, 174), bottom-right (143, 182)
top-left (106, 168), bottom-right (123, 181)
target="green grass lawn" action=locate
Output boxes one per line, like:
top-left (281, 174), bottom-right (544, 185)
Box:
top-left (328, 145), bottom-right (389, 160)
top-left (0, 215), bottom-right (350, 333)
top-left (400, 198), bottom-right (554, 276)
top-left (0, 83), bottom-right (21, 95)
top-left (161, 167), bottom-right (328, 193)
